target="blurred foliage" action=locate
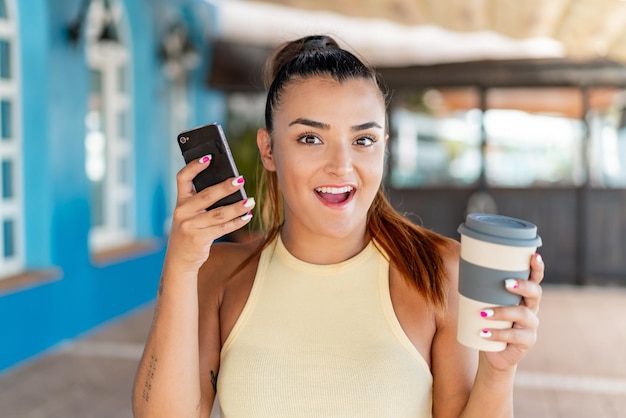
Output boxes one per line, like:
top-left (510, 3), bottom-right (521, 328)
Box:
top-left (226, 93), bottom-right (265, 237)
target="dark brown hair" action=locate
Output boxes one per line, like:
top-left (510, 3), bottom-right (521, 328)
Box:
top-left (248, 35), bottom-right (450, 310)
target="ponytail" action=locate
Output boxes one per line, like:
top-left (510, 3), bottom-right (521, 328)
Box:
top-left (367, 190), bottom-right (450, 311)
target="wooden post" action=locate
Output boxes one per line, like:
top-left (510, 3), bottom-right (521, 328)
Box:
top-left (576, 86), bottom-right (590, 285)
top-left (478, 86), bottom-right (487, 189)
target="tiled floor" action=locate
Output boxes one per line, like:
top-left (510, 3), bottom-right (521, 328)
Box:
top-left (513, 286), bottom-right (626, 417)
top-left (1, 285), bottom-right (625, 417)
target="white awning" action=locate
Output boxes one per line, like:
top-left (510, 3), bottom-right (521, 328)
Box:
top-left (205, 0), bottom-right (566, 66)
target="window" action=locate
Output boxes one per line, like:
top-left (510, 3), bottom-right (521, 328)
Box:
top-left (587, 88), bottom-right (626, 188)
top-left (84, 0), bottom-right (134, 251)
top-left (484, 88), bottom-right (585, 187)
top-left (0, 0), bottom-right (23, 278)
top-left (390, 88), bottom-right (482, 188)
top-left (389, 87), bottom-right (588, 188)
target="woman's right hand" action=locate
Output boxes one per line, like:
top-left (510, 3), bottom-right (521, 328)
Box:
top-left (166, 154), bottom-right (255, 274)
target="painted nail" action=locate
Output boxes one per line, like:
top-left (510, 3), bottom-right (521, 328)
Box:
top-left (480, 309), bottom-right (494, 318)
top-left (243, 197), bottom-right (255, 208)
top-left (505, 278), bottom-right (519, 289)
top-left (536, 253), bottom-right (543, 265)
top-left (480, 329), bottom-right (492, 338)
top-left (232, 176), bottom-right (244, 186)
top-left (199, 154), bottom-right (212, 164)
top-left (241, 211), bottom-right (253, 221)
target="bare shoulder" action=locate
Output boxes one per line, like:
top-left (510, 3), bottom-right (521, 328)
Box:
top-left (198, 236), bottom-right (265, 357)
top-left (198, 238), bottom-right (264, 287)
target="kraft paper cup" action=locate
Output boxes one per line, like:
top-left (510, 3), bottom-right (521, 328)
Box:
top-left (457, 213), bottom-right (542, 352)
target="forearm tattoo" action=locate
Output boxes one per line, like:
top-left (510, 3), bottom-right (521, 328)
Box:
top-left (142, 354), bottom-right (158, 402)
top-left (210, 370), bottom-right (219, 393)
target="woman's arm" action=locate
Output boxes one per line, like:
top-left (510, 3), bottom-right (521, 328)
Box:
top-left (132, 156), bottom-right (254, 418)
top-left (132, 262), bottom-right (203, 417)
top-left (432, 244), bottom-right (545, 418)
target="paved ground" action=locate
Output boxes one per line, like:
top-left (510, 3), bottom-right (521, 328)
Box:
top-left (1, 284), bottom-right (625, 418)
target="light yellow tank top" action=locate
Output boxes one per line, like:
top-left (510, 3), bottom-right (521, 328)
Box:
top-left (218, 236), bottom-right (432, 417)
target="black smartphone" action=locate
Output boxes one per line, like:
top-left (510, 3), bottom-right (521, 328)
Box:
top-left (177, 123), bottom-right (247, 211)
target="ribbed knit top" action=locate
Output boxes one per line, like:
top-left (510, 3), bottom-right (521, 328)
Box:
top-left (217, 235), bottom-right (432, 417)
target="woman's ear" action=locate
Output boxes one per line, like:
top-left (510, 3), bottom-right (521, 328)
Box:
top-left (257, 128), bottom-right (276, 172)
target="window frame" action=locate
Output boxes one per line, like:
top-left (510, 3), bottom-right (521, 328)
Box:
top-left (84, 0), bottom-right (135, 252)
top-left (0, 0), bottom-right (24, 279)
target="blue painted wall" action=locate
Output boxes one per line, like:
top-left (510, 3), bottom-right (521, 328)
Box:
top-left (0, 0), bottom-right (225, 373)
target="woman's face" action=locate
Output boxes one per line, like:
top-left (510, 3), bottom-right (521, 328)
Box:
top-left (258, 76), bottom-right (387, 240)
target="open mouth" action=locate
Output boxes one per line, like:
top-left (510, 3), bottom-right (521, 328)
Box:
top-left (314, 186), bottom-right (354, 204)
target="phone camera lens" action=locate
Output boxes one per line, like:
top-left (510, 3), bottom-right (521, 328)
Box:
top-left (179, 136), bottom-right (188, 144)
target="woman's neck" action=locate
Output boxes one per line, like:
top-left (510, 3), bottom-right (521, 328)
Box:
top-left (279, 222), bottom-right (369, 265)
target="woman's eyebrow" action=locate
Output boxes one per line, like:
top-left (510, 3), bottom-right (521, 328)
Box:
top-left (289, 118), bottom-right (382, 132)
top-left (351, 121), bottom-right (383, 131)
top-left (288, 118), bottom-right (329, 129)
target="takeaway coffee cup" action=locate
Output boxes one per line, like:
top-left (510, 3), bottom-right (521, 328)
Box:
top-left (457, 213), bottom-right (542, 352)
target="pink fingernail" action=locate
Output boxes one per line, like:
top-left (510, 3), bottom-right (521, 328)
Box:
top-left (232, 176), bottom-right (244, 186)
top-left (480, 309), bottom-right (494, 318)
top-left (243, 197), bottom-right (255, 208)
top-left (241, 211), bottom-right (253, 221)
top-left (199, 155), bottom-right (212, 164)
top-left (480, 329), bottom-right (492, 338)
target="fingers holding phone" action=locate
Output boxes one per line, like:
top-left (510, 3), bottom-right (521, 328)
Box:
top-left (176, 158), bottom-right (249, 211)
top-left (178, 124), bottom-right (247, 210)
top-left (188, 173), bottom-right (254, 228)
top-left (176, 123), bottom-right (250, 214)
top-left (166, 124), bottom-right (254, 269)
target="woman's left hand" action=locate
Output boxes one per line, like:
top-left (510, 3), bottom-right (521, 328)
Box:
top-left (482, 253), bottom-right (545, 371)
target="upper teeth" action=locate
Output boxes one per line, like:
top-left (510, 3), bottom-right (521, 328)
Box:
top-left (315, 186), bottom-right (353, 194)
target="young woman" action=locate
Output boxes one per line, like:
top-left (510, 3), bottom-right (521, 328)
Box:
top-left (132, 35), bottom-right (544, 418)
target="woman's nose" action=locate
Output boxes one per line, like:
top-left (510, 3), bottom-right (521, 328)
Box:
top-left (324, 142), bottom-right (354, 177)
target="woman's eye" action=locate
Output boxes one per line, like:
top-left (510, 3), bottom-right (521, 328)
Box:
top-left (298, 134), bottom-right (322, 145)
top-left (354, 136), bottom-right (376, 147)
